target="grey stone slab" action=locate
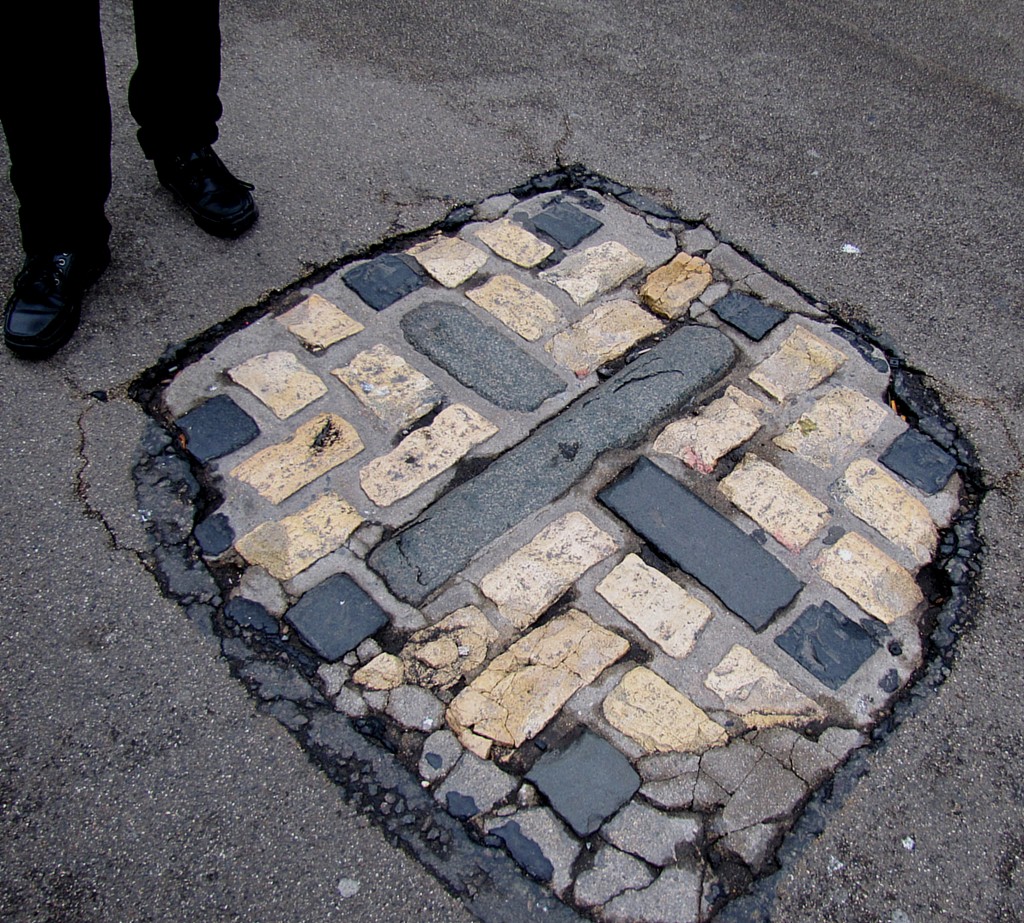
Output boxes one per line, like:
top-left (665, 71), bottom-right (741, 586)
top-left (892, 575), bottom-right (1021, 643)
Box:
top-left (598, 457), bottom-right (803, 631)
top-left (601, 866), bottom-right (701, 923)
top-left (419, 729), bottom-right (463, 783)
top-left (526, 731), bottom-right (640, 837)
top-left (774, 600), bottom-right (880, 690)
top-left (880, 427), bottom-right (957, 494)
top-left (530, 201), bottom-right (603, 249)
top-left (369, 325), bottom-right (735, 604)
top-left (711, 292), bottom-right (786, 341)
top-left (719, 754), bottom-right (807, 834)
top-left (175, 395), bottom-right (259, 463)
top-left (284, 574), bottom-right (389, 662)
top-left (601, 802), bottom-right (700, 867)
top-left (342, 254), bottom-right (427, 311)
top-left (436, 751), bottom-right (515, 819)
top-left (224, 597), bottom-right (279, 635)
top-left (385, 685), bottom-right (444, 733)
top-left (401, 301), bottom-right (566, 411)
top-left (573, 845), bottom-right (655, 909)
top-left (699, 740), bottom-right (762, 795)
top-left (491, 808), bottom-right (581, 897)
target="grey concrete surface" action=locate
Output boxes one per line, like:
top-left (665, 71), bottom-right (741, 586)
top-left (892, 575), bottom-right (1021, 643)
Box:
top-left (1, 1), bottom-right (1021, 921)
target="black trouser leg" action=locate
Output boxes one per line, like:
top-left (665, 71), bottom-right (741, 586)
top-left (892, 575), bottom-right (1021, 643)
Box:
top-left (129, 0), bottom-right (223, 160)
top-left (0, 0), bottom-right (112, 253)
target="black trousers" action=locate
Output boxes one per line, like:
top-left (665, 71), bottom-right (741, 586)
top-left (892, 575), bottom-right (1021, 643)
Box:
top-left (0, 0), bottom-right (223, 254)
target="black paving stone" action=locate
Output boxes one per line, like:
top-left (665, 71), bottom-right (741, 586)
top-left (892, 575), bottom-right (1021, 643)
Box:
top-left (369, 325), bottom-right (735, 604)
top-left (175, 395), bottom-right (259, 463)
top-left (401, 302), bottom-right (566, 412)
top-left (526, 731), bottom-right (639, 836)
top-left (194, 513), bottom-right (234, 556)
top-left (342, 254), bottom-right (426, 311)
top-left (598, 457), bottom-right (803, 631)
top-left (224, 597), bottom-right (279, 635)
top-left (711, 292), bottom-right (786, 341)
top-left (284, 574), bottom-right (389, 661)
top-left (530, 201), bottom-right (603, 249)
top-left (879, 428), bottom-right (957, 494)
top-left (491, 821), bottom-right (554, 882)
top-left (774, 601), bottom-right (880, 690)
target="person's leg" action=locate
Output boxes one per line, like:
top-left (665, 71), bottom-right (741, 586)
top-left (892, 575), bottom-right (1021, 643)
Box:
top-left (129, 0), bottom-right (257, 238)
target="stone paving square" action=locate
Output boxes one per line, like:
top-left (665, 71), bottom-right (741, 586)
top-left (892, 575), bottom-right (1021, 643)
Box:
top-left (342, 254), bottom-right (427, 310)
top-left (276, 293), bottom-right (364, 351)
top-left (638, 251), bottom-right (712, 319)
top-left (748, 325), bottom-right (847, 401)
top-left (712, 291), bottom-right (786, 341)
top-left (176, 394), bottom-right (259, 463)
top-left (544, 298), bottom-right (663, 376)
top-left (465, 274), bottom-right (562, 341)
top-left (332, 344), bottom-right (443, 429)
top-left (774, 601), bottom-right (880, 690)
top-left (539, 241), bottom-right (647, 306)
top-left (472, 219), bottom-right (554, 268)
top-left (880, 427), bottom-right (958, 494)
top-left (529, 201), bottom-right (603, 249)
top-left (284, 573), bottom-right (389, 662)
top-left (226, 350), bottom-right (328, 420)
top-left (407, 236), bottom-right (490, 288)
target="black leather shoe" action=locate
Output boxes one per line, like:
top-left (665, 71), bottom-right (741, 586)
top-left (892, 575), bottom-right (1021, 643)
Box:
top-left (155, 145), bottom-right (258, 238)
top-left (3, 248), bottom-right (111, 359)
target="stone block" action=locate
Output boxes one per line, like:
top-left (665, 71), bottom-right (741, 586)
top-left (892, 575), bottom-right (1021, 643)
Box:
top-left (711, 292), bottom-right (786, 341)
top-left (230, 413), bottom-right (364, 504)
top-left (277, 293), bottom-right (364, 351)
top-left (774, 600), bottom-right (880, 690)
top-left (639, 252), bottom-right (712, 319)
top-left (530, 201), bottom-right (603, 249)
top-left (774, 387), bottom-right (890, 469)
top-left (284, 574), bottom-right (389, 661)
top-left (719, 753), bottom-right (807, 833)
top-left (401, 605), bottom-right (499, 691)
top-left (574, 846), bottom-right (655, 908)
top-left (600, 866), bottom-right (701, 923)
top-left (386, 684), bottom-right (445, 732)
top-left (601, 801), bottom-right (701, 866)
top-left (227, 351), bottom-right (327, 420)
top-left (465, 274), bottom-right (562, 341)
top-left (473, 219), bottom-right (554, 267)
top-left (194, 513), bottom-right (234, 556)
top-left (879, 428), bottom-right (957, 494)
top-left (359, 403), bottom-right (498, 507)
top-left (418, 729), bottom-right (463, 782)
top-left (332, 344), bottom-right (442, 429)
top-left (234, 493), bottom-right (363, 580)
top-left (652, 393), bottom-right (761, 474)
top-left (749, 326), bottom-right (847, 401)
top-left (540, 241), bottom-right (647, 306)
top-left (546, 299), bottom-right (663, 376)
top-left (408, 235), bottom-right (489, 287)
top-left (342, 254), bottom-right (426, 310)
top-left (352, 653), bottom-right (405, 690)
top-left (719, 454), bottom-right (831, 551)
top-left (490, 808), bottom-right (581, 896)
top-left (596, 553), bottom-right (711, 659)
top-left (813, 532), bottom-right (925, 624)
top-left (603, 667), bottom-right (727, 754)
top-left (176, 395), bottom-right (259, 463)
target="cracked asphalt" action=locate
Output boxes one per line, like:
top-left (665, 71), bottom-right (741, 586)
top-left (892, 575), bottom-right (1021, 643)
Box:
top-left (2, 1), bottom-right (1022, 921)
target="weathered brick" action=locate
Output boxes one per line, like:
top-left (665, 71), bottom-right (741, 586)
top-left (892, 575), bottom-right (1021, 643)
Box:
top-left (539, 241), bottom-right (646, 306)
top-left (719, 454), bottom-right (831, 551)
top-left (774, 387), bottom-right (890, 469)
top-left (407, 235), bottom-right (489, 287)
top-left (596, 553), bottom-right (711, 659)
top-left (465, 274), bottom-right (562, 341)
top-left (359, 404), bottom-right (498, 507)
top-left (401, 605), bottom-right (499, 691)
top-left (545, 299), bottom-right (663, 376)
top-left (230, 413), bottom-right (364, 504)
top-left (749, 326), bottom-right (847, 401)
top-left (447, 609), bottom-right (629, 756)
top-left (603, 666), bottom-right (728, 754)
top-left (277, 293), bottom-right (364, 350)
top-left (472, 219), bottom-right (553, 268)
top-left (332, 344), bottom-right (442, 428)
top-left (814, 532), bottom-right (925, 624)
top-left (234, 493), bottom-right (363, 580)
top-left (652, 393), bottom-right (761, 474)
top-left (639, 252), bottom-right (712, 319)
top-left (837, 459), bottom-right (938, 565)
top-left (479, 511), bottom-right (617, 630)
top-left (227, 350), bottom-right (328, 420)
top-left (352, 653), bottom-right (405, 690)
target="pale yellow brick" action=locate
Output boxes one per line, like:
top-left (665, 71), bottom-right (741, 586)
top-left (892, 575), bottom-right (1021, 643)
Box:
top-left (545, 299), bottom-right (663, 376)
top-left (408, 235), bottom-right (489, 287)
top-left (603, 667), bottom-right (727, 754)
top-left (596, 553), bottom-right (711, 659)
top-left (401, 606), bottom-right (499, 691)
top-left (704, 645), bottom-right (824, 729)
top-left (359, 404), bottom-right (498, 507)
top-left (774, 387), bottom-right (890, 469)
top-left (277, 293), bottom-right (364, 350)
top-left (653, 395), bottom-right (761, 475)
top-left (725, 385), bottom-right (767, 417)
top-left (837, 459), bottom-right (938, 566)
top-left (539, 241), bottom-right (647, 306)
top-left (332, 344), bottom-right (442, 428)
top-left (473, 219), bottom-right (554, 267)
top-left (234, 493), bottom-right (363, 579)
top-left (227, 350), bottom-right (328, 420)
top-left (447, 609), bottom-right (629, 754)
top-left (353, 653), bottom-right (405, 690)
top-left (814, 532), bottom-right (925, 624)
top-left (230, 414), bottom-right (364, 504)
top-left (639, 252), bottom-right (712, 319)
top-left (719, 454), bottom-right (830, 551)
top-left (749, 326), bottom-right (847, 401)
top-left (466, 274), bottom-right (562, 341)
top-left (479, 512), bottom-right (618, 630)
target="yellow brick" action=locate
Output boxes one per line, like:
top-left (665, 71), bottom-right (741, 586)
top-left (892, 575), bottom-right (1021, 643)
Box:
top-left (539, 241), bottom-right (646, 306)
top-left (546, 299), bottom-right (663, 376)
top-left (408, 236), bottom-right (489, 287)
top-left (230, 413), bottom-right (364, 504)
top-left (653, 395), bottom-right (761, 474)
top-left (639, 252), bottom-right (712, 319)
top-left (465, 274), bottom-right (562, 341)
top-left (472, 219), bottom-right (554, 267)
top-left (749, 326), bottom-right (847, 401)
top-left (277, 293), bottom-right (364, 350)
top-left (332, 344), bottom-right (442, 428)
top-left (227, 350), bottom-right (327, 420)
top-left (774, 387), bottom-right (889, 469)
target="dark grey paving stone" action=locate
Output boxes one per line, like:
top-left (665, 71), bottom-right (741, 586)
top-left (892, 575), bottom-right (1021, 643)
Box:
top-left (401, 301), bottom-right (566, 412)
top-left (369, 325), bottom-right (735, 604)
top-left (224, 597), bottom-right (279, 635)
top-left (175, 395), bottom-right (259, 463)
top-left (615, 190), bottom-right (681, 220)
top-left (879, 428), bottom-right (957, 494)
top-left (599, 457), bottom-right (803, 631)
top-left (774, 601), bottom-right (880, 690)
top-left (194, 512), bottom-right (234, 555)
top-left (342, 254), bottom-right (426, 311)
top-left (530, 201), bottom-right (603, 249)
top-left (491, 821), bottom-right (554, 882)
top-left (526, 731), bottom-right (640, 837)
top-left (711, 292), bottom-right (786, 341)
top-left (445, 792), bottom-right (479, 819)
top-left (284, 574), bottom-right (389, 662)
